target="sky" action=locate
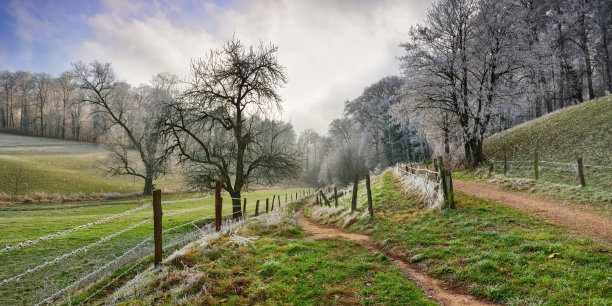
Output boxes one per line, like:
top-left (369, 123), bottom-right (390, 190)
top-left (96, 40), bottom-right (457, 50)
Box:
top-left (0, 0), bottom-right (433, 134)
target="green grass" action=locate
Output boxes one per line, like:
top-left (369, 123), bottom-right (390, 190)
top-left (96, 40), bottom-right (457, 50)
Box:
top-left (0, 188), bottom-right (307, 305)
top-left (75, 207), bottom-right (435, 305)
top-left (307, 172), bottom-right (612, 305)
top-left (0, 133), bottom-right (184, 196)
top-left (484, 96), bottom-right (612, 166)
top-left (466, 96), bottom-right (612, 213)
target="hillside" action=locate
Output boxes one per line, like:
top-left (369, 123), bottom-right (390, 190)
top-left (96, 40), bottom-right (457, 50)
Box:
top-left (484, 96), bottom-right (612, 165)
top-left (0, 133), bottom-right (184, 199)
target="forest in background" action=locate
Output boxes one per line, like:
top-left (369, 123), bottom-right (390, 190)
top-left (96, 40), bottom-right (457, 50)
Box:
top-left (1, 0), bottom-right (610, 188)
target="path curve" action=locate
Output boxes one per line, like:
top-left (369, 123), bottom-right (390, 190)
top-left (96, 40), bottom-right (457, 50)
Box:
top-left (454, 180), bottom-right (612, 244)
top-left (297, 212), bottom-right (495, 306)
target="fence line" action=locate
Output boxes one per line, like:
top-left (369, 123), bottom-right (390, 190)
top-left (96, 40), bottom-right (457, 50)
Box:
top-left (0, 218), bottom-right (152, 287)
top-left (487, 154), bottom-right (611, 190)
top-left (0, 201), bottom-right (151, 254)
top-left (0, 197), bottom-right (215, 255)
top-left (35, 234), bottom-right (154, 306)
top-left (24, 188), bottom-right (311, 304)
top-left (164, 203), bottom-right (215, 217)
top-left (161, 196), bottom-right (214, 205)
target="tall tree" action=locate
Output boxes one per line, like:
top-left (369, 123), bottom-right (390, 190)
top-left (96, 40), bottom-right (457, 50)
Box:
top-left (160, 38), bottom-right (301, 219)
top-left (73, 62), bottom-right (173, 195)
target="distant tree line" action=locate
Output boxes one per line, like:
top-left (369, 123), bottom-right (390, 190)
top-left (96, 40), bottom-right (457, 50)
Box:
top-left (298, 76), bottom-right (429, 187)
top-left (0, 39), bottom-right (302, 212)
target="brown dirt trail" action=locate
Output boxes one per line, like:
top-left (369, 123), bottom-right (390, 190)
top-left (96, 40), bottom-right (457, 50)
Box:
top-left (297, 212), bottom-right (496, 306)
top-left (454, 180), bottom-right (612, 244)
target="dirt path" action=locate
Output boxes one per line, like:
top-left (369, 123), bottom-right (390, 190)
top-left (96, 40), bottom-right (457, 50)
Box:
top-left (454, 180), bottom-right (612, 244)
top-left (297, 212), bottom-right (495, 306)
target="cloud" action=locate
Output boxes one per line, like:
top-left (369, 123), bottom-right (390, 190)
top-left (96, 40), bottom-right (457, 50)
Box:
top-left (69, 0), bottom-right (433, 134)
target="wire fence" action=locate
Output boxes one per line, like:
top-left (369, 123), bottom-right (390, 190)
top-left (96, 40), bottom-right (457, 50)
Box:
top-left (486, 154), bottom-right (611, 192)
top-left (1, 188), bottom-right (311, 305)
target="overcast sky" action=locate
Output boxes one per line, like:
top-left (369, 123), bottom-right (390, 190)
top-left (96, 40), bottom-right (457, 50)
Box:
top-left (0, 0), bottom-right (433, 134)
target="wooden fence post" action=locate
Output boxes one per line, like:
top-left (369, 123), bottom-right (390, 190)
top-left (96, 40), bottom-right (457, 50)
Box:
top-left (271, 195), bottom-right (275, 211)
top-left (215, 181), bottom-right (222, 232)
top-left (243, 198), bottom-right (247, 217)
top-left (334, 187), bottom-right (338, 208)
top-left (296, 192), bottom-right (298, 200)
top-left (365, 173), bottom-right (373, 218)
top-left (503, 154), bottom-right (508, 175)
top-left (285, 193), bottom-right (287, 202)
top-left (318, 190), bottom-right (330, 206)
top-left (351, 174), bottom-right (358, 212)
top-left (266, 198), bottom-right (269, 213)
top-left (277, 195), bottom-right (281, 208)
top-left (438, 157), bottom-right (449, 208)
top-left (577, 157), bottom-right (586, 187)
top-left (255, 200), bottom-right (260, 216)
top-left (433, 158), bottom-right (438, 173)
top-left (447, 170), bottom-right (455, 209)
top-left (152, 189), bottom-right (162, 266)
top-left (534, 150), bottom-right (539, 180)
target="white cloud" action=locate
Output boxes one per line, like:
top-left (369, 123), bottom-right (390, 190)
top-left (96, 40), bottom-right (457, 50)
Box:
top-left (71, 0), bottom-right (432, 134)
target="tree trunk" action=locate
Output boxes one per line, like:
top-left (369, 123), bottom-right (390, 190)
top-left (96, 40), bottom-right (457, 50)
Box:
top-left (464, 136), bottom-right (484, 168)
top-left (443, 127), bottom-right (450, 155)
top-left (231, 191), bottom-right (242, 219)
top-left (143, 175), bottom-right (153, 195)
top-left (602, 26), bottom-right (612, 93)
top-left (580, 14), bottom-right (595, 100)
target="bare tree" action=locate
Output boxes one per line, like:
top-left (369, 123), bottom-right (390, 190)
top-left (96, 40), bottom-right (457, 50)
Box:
top-left (56, 71), bottom-right (77, 139)
top-left (6, 163), bottom-right (31, 200)
top-left (33, 73), bottom-right (53, 136)
top-left (159, 38), bottom-right (301, 219)
top-left (73, 62), bottom-right (174, 195)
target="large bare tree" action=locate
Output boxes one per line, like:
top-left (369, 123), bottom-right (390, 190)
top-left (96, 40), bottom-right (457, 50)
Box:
top-left (73, 62), bottom-right (174, 195)
top-left (159, 38), bottom-right (301, 219)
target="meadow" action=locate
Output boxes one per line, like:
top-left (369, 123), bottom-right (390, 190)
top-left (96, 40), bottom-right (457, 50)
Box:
top-left (0, 133), bottom-right (183, 199)
top-left (0, 188), bottom-right (306, 304)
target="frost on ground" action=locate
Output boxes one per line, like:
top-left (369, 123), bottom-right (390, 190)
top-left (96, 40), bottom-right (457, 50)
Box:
top-left (107, 209), bottom-right (296, 304)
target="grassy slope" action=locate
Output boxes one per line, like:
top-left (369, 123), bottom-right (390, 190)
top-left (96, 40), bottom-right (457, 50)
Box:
top-left (458, 96), bottom-right (612, 213)
top-left (0, 188), bottom-right (305, 305)
top-left (307, 172), bottom-right (612, 305)
top-left (74, 202), bottom-right (435, 305)
top-left (0, 133), bottom-right (185, 196)
top-left (484, 96), bottom-right (612, 165)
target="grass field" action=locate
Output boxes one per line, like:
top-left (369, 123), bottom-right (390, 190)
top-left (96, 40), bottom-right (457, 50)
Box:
top-left (75, 202), bottom-right (435, 305)
top-left (455, 97), bottom-right (612, 212)
top-left (484, 96), bottom-right (612, 166)
top-left (308, 172), bottom-right (612, 305)
top-left (0, 133), bottom-right (184, 198)
top-left (0, 188), bottom-right (307, 305)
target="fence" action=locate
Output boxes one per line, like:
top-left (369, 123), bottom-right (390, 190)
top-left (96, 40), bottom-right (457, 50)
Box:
top-left (486, 153), bottom-right (611, 192)
top-left (0, 184), bottom-right (311, 305)
top-left (393, 157), bottom-right (454, 209)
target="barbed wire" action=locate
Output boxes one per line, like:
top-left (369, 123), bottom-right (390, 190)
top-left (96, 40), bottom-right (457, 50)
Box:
top-left (161, 196), bottom-right (213, 205)
top-left (36, 235), bottom-right (154, 305)
top-left (0, 201), bottom-right (150, 254)
top-left (164, 203), bottom-right (215, 218)
top-left (0, 218), bottom-right (152, 288)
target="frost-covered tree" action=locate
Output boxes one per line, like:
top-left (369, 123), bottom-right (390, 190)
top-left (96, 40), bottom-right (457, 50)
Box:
top-left (73, 62), bottom-right (174, 195)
